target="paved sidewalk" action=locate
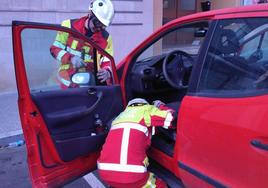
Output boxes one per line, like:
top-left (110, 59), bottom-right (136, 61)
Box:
top-left (0, 135), bottom-right (31, 188)
top-left (0, 92), bottom-right (21, 139)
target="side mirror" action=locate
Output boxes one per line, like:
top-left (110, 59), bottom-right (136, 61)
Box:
top-left (71, 72), bottom-right (91, 86)
top-left (195, 28), bottom-right (207, 38)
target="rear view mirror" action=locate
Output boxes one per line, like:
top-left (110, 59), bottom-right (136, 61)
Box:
top-left (195, 28), bottom-right (207, 37)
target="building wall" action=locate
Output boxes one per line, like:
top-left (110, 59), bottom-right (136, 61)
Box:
top-left (197, 0), bottom-right (242, 12)
top-left (211, 0), bottom-right (241, 9)
top-left (0, 0), bottom-right (160, 93)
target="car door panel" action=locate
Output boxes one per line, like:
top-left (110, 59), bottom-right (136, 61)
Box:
top-left (31, 86), bottom-right (123, 162)
top-left (31, 86), bottom-right (122, 134)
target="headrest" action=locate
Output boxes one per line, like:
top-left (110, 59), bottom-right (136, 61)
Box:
top-left (218, 29), bottom-right (239, 55)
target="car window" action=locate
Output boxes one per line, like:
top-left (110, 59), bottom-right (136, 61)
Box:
top-left (198, 18), bottom-right (268, 95)
top-left (137, 22), bottom-right (209, 62)
top-left (21, 28), bottom-right (113, 92)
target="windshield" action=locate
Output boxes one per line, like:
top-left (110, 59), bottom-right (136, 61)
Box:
top-left (137, 21), bottom-right (209, 62)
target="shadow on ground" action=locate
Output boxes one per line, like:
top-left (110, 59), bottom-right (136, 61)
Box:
top-left (0, 135), bottom-right (91, 188)
top-left (0, 135), bottom-right (31, 188)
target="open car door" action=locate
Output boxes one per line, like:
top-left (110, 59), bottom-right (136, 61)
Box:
top-left (12, 21), bottom-right (124, 187)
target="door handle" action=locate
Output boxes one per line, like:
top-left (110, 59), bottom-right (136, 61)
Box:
top-left (88, 88), bottom-right (97, 95)
top-left (83, 91), bottom-right (103, 115)
top-left (251, 139), bottom-right (268, 151)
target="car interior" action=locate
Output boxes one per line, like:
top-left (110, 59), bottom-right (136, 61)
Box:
top-left (122, 21), bottom-right (209, 158)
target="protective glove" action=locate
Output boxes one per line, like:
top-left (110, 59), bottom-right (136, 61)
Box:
top-left (71, 56), bottom-right (86, 69)
top-left (153, 100), bottom-right (165, 108)
top-left (97, 68), bottom-right (111, 83)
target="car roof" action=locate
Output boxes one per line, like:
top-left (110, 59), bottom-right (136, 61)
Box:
top-left (200, 4), bottom-right (268, 17)
top-left (165, 4), bottom-right (268, 28)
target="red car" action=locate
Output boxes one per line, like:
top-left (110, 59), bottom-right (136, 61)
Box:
top-left (12, 4), bottom-right (268, 188)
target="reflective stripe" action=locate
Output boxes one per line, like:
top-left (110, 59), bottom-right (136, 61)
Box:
top-left (66, 47), bottom-right (92, 61)
top-left (143, 157), bottom-right (149, 167)
top-left (71, 40), bottom-right (78, 49)
top-left (59, 64), bottom-right (70, 71)
top-left (100, 56), bottom-right (110, 62)
top-left (57, 50), bottom-right (67, 61)
top-left (97, 163), bottom-right (147, 173)
top-left (77, 67), bottom-right (86, 72)
top-left (53, 40), bottom-right (66, 49)
top-left (109, 123), bottom-right (149, 172)
top-left (111, 123), bottom-right (148, 136)
top-left (106, 35), bottom-right (114, 56)
top-left (83, 46), bottom-right (90, 53)
top-left (142, 173), bottom-right (157, 188)
top-left (99, 56), bottom-right (111, 71)
top-left (66, 46), bottom-right (82, 57)
top-left (163, 112), bottom-right (173, 129)
top-left (61, 19), bottom-right (71, 28)
top-left (84, 54), bottom-right (92, 62)
top-left (144, 109), bottom-right (151, 127)
top-left (57, 74), bottom-right (71, 87)
top-left (120, 127), bottom-right (130, 164)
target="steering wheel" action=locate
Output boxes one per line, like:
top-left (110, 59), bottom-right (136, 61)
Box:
top-left (162, 50), bottom-right (194, 89)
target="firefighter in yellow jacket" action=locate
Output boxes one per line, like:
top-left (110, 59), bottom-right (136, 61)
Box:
top-left (98, 98), bottom-right (175, 188)
top-left (50, 0), bottom-right (114, 88)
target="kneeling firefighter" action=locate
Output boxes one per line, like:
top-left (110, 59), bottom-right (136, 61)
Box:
top-left (97, 98), bottom-right (175, 188)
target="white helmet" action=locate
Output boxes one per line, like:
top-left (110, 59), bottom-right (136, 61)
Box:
top-left (89, 0), bottom-right (115, 27)
top-left (127, 98), bottom-right (148, 107)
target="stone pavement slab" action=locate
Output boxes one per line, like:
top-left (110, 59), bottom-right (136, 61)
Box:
top-left (0, 135), bottom-right (31, 188)
top-left (0, 92), bottom-right (21, 139)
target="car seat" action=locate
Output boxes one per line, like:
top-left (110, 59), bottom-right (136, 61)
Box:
top-left (218, 29), bottom-right (240, 55)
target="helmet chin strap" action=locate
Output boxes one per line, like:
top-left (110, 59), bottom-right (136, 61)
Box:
top-left (87, 14), bottom-right (94, 32)
top-left (87, 15), bottom-right (91, 28)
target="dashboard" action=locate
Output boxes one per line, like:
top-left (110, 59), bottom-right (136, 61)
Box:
top-left (130, 53), bottom-right (193, 94)
top-left (130, 54), bottom-right (171, 93)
